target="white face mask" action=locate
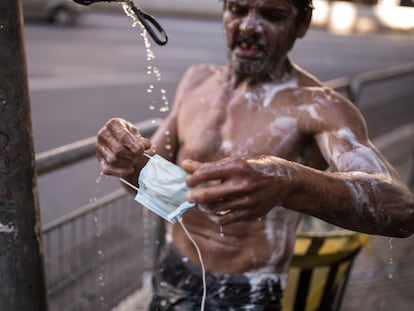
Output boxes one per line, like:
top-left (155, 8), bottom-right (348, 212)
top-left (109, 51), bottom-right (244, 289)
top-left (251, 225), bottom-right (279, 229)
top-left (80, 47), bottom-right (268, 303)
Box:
top-left (135, 154), bottom-right (195, 223)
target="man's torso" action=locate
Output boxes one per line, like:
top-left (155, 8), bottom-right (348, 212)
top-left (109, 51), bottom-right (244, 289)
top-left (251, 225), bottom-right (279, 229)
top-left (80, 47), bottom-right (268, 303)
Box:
top-left (168, 64), bottom-right (335, 275)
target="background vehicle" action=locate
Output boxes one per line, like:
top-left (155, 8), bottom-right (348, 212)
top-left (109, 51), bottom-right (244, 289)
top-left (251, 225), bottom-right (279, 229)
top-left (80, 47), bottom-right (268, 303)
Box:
top-left (22, 0), bottom-right (86, 26)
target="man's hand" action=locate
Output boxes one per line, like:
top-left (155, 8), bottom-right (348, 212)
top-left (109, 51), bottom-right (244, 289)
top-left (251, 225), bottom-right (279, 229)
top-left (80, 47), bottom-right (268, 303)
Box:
top-left (182, 156), bottom-right (294, 225)
top-left (96, 118), bottom-right (151, 178)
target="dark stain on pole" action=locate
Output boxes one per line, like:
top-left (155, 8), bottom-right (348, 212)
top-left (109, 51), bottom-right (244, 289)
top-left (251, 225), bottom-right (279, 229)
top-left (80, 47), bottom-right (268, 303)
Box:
top-left (0, 1), bottom-right (49, 310)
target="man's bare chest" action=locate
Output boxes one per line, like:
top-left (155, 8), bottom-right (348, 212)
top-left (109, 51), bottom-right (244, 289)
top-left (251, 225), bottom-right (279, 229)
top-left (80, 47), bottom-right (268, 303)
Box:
top-left (177, 94), bottom-right (305, 162)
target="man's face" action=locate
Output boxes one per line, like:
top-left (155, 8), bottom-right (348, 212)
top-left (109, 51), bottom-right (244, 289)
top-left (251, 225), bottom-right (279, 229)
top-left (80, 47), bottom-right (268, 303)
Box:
top-left (223, 0), bottom-right (303, 79)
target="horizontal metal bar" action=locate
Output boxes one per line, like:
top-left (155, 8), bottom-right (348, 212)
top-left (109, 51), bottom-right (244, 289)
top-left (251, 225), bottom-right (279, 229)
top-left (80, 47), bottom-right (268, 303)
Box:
top-left (325, 76), bottom-right (352, 92)
top-left (35, 118), bottom-right (162, 176)
top-left (42, 188), bottom-right (127, 233)
top-left (350, 62), bottom-right (414, 103)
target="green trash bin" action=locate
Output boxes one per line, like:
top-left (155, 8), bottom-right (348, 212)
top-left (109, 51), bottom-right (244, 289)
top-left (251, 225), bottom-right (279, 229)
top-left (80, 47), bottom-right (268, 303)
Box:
top-left (282, 217), bottom-right (369, 311)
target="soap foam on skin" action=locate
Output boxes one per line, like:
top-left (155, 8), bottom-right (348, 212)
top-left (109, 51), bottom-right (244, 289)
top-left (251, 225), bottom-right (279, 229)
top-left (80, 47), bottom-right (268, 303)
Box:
top-left (0, 222), bottom-right (15, 234)
top-left (267, 116), bottom-right (299, 153)
top-left (262, 78), bottom-right (298, 108)
top-left (298, 104), bottom-right (322, 121)
top-left (344, 174), bottom-right (390, 227)
top-left (319, 127), bottom-right (390, 174)
top-left (244, 77), bottom-right (298, 109)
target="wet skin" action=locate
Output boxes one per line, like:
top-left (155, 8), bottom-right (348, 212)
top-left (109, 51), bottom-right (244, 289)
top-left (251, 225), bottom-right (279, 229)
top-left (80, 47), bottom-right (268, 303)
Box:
top-left (96, 0), bottom-right (414, 275)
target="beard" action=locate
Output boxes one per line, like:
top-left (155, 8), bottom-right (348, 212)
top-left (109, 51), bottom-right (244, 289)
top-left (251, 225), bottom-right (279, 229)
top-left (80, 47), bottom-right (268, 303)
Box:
top-left (227, 32), bottom-right (289, 81)
top-left (231, 53), bottom-right (271, 77)
top-left (229, 33), bottom-right (274, 79)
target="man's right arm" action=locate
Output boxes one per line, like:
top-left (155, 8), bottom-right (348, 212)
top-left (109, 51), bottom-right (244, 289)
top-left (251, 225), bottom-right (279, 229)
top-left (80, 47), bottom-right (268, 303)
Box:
top-left (95, 64), bottom-right (204, 187)
top-left (95, 117), bottom-right (152, 187)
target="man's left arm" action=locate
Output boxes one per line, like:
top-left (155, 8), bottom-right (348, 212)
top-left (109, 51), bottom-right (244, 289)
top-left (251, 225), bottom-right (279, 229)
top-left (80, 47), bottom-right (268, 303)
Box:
top-left (183, 104), bottom-right (414, 237)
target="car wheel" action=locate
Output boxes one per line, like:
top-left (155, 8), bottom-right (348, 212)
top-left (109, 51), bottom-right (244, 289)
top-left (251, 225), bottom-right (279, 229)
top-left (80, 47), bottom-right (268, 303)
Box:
top-left (49, 6), bottom-right (78, 26)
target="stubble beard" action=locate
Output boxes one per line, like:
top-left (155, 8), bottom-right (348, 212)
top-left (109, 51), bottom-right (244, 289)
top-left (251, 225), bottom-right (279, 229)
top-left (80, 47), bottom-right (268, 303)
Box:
top-left (229, 48), bottom-right (280, 83)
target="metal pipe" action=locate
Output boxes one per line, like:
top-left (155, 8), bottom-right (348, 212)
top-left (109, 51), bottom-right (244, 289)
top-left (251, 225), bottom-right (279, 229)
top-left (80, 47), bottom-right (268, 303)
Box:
top-left (0, 1), bottom-right (49, 309)
top-left (350, 62), bottom-right (414, 104)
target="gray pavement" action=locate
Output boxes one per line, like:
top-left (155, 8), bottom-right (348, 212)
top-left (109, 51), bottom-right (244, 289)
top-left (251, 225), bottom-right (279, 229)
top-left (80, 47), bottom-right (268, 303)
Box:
top-left (342, 234), bottom-right (414, 311)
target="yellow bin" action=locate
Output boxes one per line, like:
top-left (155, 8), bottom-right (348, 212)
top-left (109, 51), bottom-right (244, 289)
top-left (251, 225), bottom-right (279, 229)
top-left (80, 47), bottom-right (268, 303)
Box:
top-left (282, 217), bottom-right (369, 311)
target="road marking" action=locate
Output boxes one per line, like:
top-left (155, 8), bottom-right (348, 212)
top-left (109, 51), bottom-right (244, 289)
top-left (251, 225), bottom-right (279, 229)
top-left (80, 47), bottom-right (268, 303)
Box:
top-left (28, 71), bottom-right (178, 91)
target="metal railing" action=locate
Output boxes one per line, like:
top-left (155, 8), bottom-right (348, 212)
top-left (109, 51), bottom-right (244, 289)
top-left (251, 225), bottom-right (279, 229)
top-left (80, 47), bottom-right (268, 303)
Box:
top-left (38, 119), bottom-right (161, 310)
top-left (37, 64), bottom-right (414, 310)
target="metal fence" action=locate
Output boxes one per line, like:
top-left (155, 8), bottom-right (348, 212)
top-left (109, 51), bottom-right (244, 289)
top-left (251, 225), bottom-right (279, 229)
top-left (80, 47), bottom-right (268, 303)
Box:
top-left (37, 64), bottom-right (414, 310)
top-left (38, 120), bottom-right (161, 310)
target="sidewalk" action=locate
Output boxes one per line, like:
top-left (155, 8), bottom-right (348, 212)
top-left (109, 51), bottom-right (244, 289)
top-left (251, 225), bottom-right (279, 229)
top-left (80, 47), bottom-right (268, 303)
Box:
top-left (342, 234), bottom-right (414, 311)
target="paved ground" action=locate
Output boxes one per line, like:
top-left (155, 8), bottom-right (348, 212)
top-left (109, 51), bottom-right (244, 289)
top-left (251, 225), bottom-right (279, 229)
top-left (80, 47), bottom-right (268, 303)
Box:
top-left (341, 234), bottom-right (414, 311)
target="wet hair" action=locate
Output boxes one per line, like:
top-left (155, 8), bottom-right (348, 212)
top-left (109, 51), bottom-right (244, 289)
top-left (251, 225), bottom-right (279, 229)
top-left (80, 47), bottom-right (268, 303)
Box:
top-left (220, 0), bottom-right (313, 25)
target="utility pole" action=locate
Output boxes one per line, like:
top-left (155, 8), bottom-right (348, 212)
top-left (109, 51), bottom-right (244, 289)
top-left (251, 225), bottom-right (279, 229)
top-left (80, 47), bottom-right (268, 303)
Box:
top-left (0, 1), bottom-right (49, 310)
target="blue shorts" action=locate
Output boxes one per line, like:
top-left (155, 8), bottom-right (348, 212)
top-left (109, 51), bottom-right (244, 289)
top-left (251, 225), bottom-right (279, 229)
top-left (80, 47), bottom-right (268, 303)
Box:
top-left (149, 244), bottom-right (283, 311)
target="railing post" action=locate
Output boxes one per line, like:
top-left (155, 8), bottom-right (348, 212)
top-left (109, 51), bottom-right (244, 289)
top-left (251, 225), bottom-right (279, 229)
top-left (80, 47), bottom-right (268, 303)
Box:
top-left (0, 1), bottom-right (49, 310)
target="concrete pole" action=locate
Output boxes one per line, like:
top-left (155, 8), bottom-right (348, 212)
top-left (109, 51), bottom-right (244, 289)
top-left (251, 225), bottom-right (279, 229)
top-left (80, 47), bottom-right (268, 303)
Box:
top-left (0, 1), bottom-right (49, 310)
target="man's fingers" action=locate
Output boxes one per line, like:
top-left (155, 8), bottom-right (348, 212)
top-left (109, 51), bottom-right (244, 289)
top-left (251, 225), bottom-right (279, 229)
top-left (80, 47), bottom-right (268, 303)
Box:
top-left (99, 159), bottom-right (135, 177)
top-left (109, 122), bottom-right (151, 155)
top-left (185, 164), bottom-right (228, 187)
top-left (96, 118), bottom-right (152, 178)
top-left (185, 182), bottom-right (232, 203)
top-left (97, 134), bottom-right (135, 164)
top-left (181, 159), bottom-right (203, 174)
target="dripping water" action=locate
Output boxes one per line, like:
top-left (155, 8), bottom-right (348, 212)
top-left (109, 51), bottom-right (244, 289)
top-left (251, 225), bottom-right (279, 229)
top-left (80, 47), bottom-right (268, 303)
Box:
top-left (386, 237), bottom-right (395, 279)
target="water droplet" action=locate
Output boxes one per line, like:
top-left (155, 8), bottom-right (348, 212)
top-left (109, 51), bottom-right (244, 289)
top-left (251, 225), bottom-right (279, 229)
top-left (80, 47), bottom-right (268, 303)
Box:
top-left (94, 216), bottom-right (98, 222)
top-left (219, 226), bottom-right (224, 237)
top-left (97, 250), bottom-right (103, 256)
top-left (387, 237), bottom-right (395, 279)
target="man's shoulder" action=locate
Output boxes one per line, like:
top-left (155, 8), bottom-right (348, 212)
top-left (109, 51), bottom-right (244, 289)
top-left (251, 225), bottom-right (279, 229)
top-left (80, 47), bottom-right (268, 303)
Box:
top-left (178, 64), bottom-right (226, 93)
top-left (183, 64), bottom-right (226, 80)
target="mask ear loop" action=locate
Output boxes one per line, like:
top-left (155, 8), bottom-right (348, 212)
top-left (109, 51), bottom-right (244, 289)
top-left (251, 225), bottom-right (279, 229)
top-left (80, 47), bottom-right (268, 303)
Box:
top-left (178, 217), bottom-right (207, 311)
top-left (119, 152), bottom-right (152, 191)
top-left (119, 155), bottom-right (207, 311)
top-left (119, 177), bottom-right (139, 192)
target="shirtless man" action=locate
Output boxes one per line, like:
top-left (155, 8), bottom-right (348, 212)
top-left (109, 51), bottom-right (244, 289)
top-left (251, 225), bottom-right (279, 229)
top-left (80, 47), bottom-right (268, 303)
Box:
top-left (96, 0), bottom-right (414, 310)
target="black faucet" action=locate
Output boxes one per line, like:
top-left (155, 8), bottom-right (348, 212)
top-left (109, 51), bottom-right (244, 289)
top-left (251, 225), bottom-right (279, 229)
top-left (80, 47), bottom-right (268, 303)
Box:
top-left (72, 0), bottom-right (168, 46)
